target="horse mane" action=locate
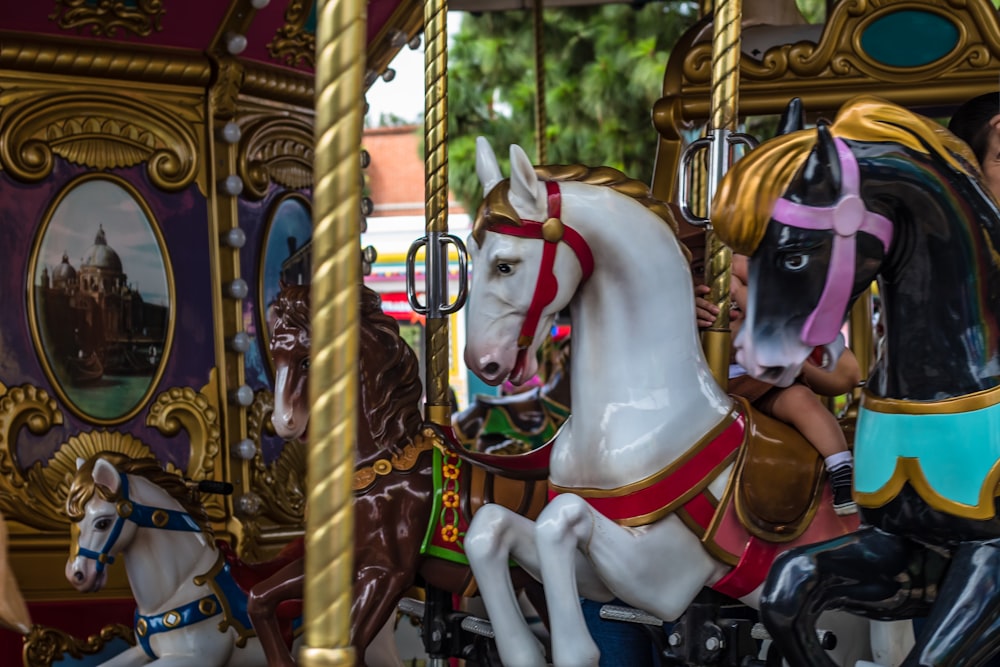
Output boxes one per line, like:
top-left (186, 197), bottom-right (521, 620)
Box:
top-left (713, 94), bottom-right (982, 255)
top-left (472, 163), bottom-right (688, 261)
top-left (272, 282), bottom-right (423, 452)
top-left (66, 451), bottom-right (213, 536)
top-left (358, 284), bottom-right (423, 451)
top-left (273, 283), bottom-right (310, 335)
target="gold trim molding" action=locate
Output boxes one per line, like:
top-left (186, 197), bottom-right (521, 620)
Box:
top-left (242, 63), bottom-right (315, 110)
top-left (0, 89), bottom-right (202, 193)
top-left (242, 390), bottom-right (305, 560)
top-left (49, 0), bottom-right (165, 38)
top-left (0, 34), bottom-right (211, 87)
top-left (237, 116), bottom-right (314, 199)
top-left (23, 622), bottom-right (135, 667)
top-left (146, 386), bottom-right (221, 483)
top-left (3, 428), bottom-right (172, 532)
top-left (652, 0), bottom-right (1000, 200)
top-left (267, 0), bottom-right (316, 69)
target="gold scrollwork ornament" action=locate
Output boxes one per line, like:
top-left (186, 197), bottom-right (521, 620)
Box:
top-left (49, 0), bottom-right (165, 38)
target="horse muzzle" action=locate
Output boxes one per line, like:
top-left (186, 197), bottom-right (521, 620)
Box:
top-left (65, 557), bottom-right (108, 593)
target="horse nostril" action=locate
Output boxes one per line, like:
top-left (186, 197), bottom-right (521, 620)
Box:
top-left (483, 362), bottom-right (500, 376)
top-left (74, 571), bottom-right (84, 582)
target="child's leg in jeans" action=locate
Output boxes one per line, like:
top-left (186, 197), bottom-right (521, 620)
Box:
top-left (768, 383), bottom-right (857, 515)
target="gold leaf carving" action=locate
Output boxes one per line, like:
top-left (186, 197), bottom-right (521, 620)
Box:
top-left (237, 116), bottom-right (314, 200)
top-left (49, 0), bottom-right (165, 38)
top-left (0, 92), bottom-right (199, 192)
top-left (242, 391), bottom-right (305, 560)
top-left (0, 385), bottom-right (64, 487)
top-left (24, 622), bottom-right (135, 667)
top-left (2, 430), bottom-right (168, 532)
top-left (267, 0), bottom-right (316, 69)
top-left (211, 58), bottom-right (246, 119)
top-left (146, 387), bottom-right (220, 482)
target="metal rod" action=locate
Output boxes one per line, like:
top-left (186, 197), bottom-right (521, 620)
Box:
top-left (533, 0), bottom-right (547, 163)
top-left (701, 0), bottom-right (743, 390)
top-left (424, 0), bottom-right (452, 425)
top-left (298, 0), bottom-right (363, 663)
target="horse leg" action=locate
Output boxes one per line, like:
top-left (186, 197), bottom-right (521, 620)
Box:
top-left (352, 569), bottom-right (415, 667)
top-left (901, 539), bottom-right (1000, 666)
top-left (535, 495), bottom-right (716, 667)
top-left (247, 559), bottom-right (303, 667)
top-left (761, 526), bottom-right (923, 667)
top-left (465, 503), bottom-right (547, 667)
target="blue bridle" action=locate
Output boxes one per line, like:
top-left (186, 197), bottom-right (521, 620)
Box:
top-left (73, 471), bottom-right (202, 573)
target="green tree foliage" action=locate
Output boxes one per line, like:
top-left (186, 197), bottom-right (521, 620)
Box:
top-left (447, 3), bottom-right (698, 213)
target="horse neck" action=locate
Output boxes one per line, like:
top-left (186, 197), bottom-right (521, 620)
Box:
top-left (121, 476), bottom-right (216, 613)
top-left (864, 159), bottom-right (1000, 399)
top-left (563, 199), bottom-right (732, 446)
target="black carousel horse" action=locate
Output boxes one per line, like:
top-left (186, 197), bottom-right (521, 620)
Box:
top-left (712, 95), bottom-right (1000, 666)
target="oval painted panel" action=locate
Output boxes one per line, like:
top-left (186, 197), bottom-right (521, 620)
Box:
top-left (29, 176), bottom-right (174, 424)
top-left (250, 195), bottom-right (312, 382)
top-left (860, 10), bottom-right (958, 68)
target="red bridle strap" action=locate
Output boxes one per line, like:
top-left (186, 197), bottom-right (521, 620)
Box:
top-left (490, 181), bottom-right (595, 349)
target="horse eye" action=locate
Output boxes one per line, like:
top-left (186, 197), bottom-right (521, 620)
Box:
top-left (782, 253), bottom-right (809, 271)
top-left (300, 358), bottom-right (310, 370)
top-left (95, 518), bottom-right (112, 531)
top-left (497, 263), bottom-right (512, 275)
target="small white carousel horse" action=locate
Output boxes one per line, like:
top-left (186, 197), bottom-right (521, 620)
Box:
top-left (65, 452), bottom-right (295, 666)
top-left (461, 138), bottom-right (912, 667)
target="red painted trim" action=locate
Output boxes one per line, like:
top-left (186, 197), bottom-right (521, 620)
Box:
top-left (684, 492), bottom-right (718, 530)
top-left (490, 181), bottom-right (596, 349)
top-left (710, 537), bottom-right (779, 600)
top-left (549, 416), bottom-right (743, 523)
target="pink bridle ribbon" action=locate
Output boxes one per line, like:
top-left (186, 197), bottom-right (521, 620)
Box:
top-left (770, 137), bottom-right (893, 346)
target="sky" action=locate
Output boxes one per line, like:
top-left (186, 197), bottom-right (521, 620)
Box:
top-left (40, 179), bottom-right (170, 307)
top-left (364, 12), bottom-right (463, 126)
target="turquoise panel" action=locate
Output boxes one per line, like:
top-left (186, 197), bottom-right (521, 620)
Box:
top-left (306, 2), bottom-right (317, 35)
top-left (860, 10), bottom-right (958, 67)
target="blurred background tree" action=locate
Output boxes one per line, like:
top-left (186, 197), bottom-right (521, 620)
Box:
top-left (446, 2), bottom-right (699, 212)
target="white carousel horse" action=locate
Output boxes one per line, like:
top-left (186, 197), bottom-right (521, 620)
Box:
top-left (461, 138), bottom-right (912, 667)
top-left (0, 511), bottom-right (30, 634)
top-left (65, 452), bottom-right (294, 666)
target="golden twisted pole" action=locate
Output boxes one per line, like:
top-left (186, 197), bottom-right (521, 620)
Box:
top-left (533, 0), bottom-right (547, 164)
top-left (299, 0), bottom-right (364, 664)
top-left (702, 0), bottom-right (742, 389)
top-left (423, 0), bottom-right (452, 426)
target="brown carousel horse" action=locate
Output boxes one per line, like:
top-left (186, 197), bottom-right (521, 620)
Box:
top-left (248, 283), bottom-right (549, 667)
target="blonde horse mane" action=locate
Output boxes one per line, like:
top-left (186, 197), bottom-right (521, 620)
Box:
top-left (712, 95), bottom-right (980, 255)
top-left (471, 163), bottom-right (689, 262)
top-left (66, 452), bottom-right (212, 537)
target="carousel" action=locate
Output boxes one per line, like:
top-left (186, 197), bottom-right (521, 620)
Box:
top-left (4, 0), bottom-right (1000, 666)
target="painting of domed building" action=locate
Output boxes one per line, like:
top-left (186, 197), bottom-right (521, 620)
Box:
top-left (30, 178), bottom-right (171, 423)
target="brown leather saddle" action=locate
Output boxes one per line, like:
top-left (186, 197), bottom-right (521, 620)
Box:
top-left (730, 395), bottom-right (827, 542)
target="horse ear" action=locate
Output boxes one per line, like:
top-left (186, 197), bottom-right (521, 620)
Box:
top-left (475, 137), bottom-right (504, 196)
top-left (76, 457), bottom-right (85, 470)
top-left (91, 458), bottom-right (120, 494)
top-left (786, 121), bottom-right (842, 205)
top-left (509, 144), bottom-right (545, 214)
top-left (777, 97), bottom-right (805, 136)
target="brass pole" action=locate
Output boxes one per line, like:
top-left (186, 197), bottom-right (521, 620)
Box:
top-left (299, 0), bottom-right (363, 664)
top-left (533, 0), bottom-right (547, 163)
top-left (702, 0), bottom-right (742, 390)
top-left (423, 0), bottom-right (452, 426)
